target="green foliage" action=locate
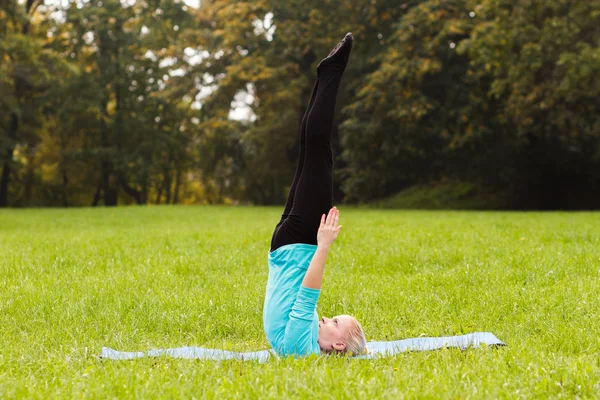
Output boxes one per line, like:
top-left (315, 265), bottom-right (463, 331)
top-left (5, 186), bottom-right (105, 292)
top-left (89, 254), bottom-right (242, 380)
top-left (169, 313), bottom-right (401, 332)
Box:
top-left (341, 0), bottom-right (474, 202)
top-left (459, 0), bottom-right (600, 208)
top-left (199, 0), bottom-right (405, 204)
top-left (2, 207), bottom-right (600, 397)
top-left (1, 0), bottom-right (216, 206)
top-left (55, 0), bottom-right (201, 206)
top-left (1, 0), bottom-right (599, 208)
top-left (0, 0), bottom-right (73, 206)
top-left (342, 0), bottom-right (600, 208)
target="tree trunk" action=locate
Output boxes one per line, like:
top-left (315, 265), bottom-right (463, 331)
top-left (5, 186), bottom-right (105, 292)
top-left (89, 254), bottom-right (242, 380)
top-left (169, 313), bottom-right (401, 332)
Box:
top-left (107, 17), bottom-right (124, 207)
top-left (0, 0), bottom-right (36, 207)
top-left (173, 166), bottom-right (182, 204)
top-left (155, 184), bottom-right (163, 204)
top-left (99, 87), bottom-right (117, 206)
top-left (164, 169), bottom-right (172, 204)
top-left (0, 157), bottom-right (12, 207)
top-left (99, 90), bottom-right (117, 206)
top-left (104, 182), bottom-right (118, 206)
top-left (95, 16), bottom-right (120, 207)
top-left (23, 158), bottom-right (34, 206)
top-left (0, 114), bottom-right (18, 207)
top-left (22, 0), bottom-right (36, 35)
top-left (92, 179), bottom-right (102, 206)
top-left (119, 177), bottom-right (143, 204)
top-left (141, 178), bottom-right (148, 204)
top-left (62, 170), bottom-right (69, 207)
top-left (101, 160), bottom-right (118, 206)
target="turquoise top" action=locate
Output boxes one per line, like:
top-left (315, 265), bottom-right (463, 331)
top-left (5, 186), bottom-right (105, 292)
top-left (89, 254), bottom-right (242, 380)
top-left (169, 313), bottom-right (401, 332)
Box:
top-left (263, 243), bottom-right (321, 357)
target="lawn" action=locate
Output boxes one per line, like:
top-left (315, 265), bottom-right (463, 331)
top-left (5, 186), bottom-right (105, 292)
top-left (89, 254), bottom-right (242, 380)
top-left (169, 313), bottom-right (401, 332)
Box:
top-left (1, 206), bottom-right (599, 398)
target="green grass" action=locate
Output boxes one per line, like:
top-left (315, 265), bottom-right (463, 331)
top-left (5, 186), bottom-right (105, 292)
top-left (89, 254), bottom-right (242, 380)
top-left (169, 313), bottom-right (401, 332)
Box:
top-left (1, 206), bottom-right (600, 398)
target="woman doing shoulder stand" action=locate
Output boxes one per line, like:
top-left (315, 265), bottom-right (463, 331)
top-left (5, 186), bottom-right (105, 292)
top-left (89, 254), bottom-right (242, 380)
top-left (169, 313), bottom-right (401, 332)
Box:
top-left (263, 33), bottom-right (367, 357)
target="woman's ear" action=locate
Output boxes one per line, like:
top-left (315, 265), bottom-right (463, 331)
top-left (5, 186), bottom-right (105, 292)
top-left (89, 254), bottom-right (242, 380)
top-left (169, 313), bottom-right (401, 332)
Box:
top-left (333, 342), bottom-right (346, 352)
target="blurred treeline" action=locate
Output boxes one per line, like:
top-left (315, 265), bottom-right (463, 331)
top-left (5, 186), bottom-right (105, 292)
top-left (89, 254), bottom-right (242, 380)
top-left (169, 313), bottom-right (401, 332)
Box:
top-left (1, 0), bottom-right (599, 208)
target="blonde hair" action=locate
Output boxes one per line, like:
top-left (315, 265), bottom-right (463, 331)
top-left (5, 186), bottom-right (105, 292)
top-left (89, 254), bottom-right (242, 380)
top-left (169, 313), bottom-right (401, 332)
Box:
top-left (341, 315), bottom-right (367, 356)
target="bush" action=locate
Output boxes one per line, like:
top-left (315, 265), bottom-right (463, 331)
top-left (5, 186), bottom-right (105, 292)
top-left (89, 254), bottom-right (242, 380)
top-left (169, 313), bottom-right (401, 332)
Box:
top-left (372, 181), bottom-right (507, 210)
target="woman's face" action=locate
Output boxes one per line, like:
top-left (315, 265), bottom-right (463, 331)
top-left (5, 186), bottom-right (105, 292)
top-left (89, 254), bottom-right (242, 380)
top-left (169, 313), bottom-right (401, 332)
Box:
top-left (317, 315), bottom-right (353, 352)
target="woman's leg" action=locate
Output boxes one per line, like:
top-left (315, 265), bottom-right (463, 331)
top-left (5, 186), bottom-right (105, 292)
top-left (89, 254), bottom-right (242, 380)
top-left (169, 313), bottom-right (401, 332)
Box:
top-left (280, 79), bottom-right (320, 220)
top-left (269, 79), bottom-right (320, 251)
top-left (271, 33), bottom-right (353, 250)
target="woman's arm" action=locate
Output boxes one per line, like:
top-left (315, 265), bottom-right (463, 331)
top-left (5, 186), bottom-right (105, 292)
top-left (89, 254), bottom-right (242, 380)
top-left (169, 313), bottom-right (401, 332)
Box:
top-left (301, 207), bottom-right (342, 289)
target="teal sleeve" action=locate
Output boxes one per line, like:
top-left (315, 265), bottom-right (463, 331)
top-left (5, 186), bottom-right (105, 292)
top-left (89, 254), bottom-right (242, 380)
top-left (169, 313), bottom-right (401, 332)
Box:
top-left (283, 286), bottom-right (320, 355)
top-left (290, 286), bottom-right (320, 321)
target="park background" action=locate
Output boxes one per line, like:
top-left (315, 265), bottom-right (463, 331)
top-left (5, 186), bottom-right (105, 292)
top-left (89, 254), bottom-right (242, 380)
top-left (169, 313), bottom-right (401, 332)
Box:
top-left (2, 0), bottom-right (599, 210)
top-left (3, 1), bottom-right (600, 398)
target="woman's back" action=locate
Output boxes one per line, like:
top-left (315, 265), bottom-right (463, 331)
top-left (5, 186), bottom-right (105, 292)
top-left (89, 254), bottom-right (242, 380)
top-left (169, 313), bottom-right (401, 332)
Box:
top-left (263, 243), bottom-right (320, 356)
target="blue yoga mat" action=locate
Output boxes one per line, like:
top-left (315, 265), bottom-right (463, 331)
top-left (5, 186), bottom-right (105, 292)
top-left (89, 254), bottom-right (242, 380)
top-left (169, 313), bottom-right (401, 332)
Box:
top-left (100, 332), bottom-right (505, 362)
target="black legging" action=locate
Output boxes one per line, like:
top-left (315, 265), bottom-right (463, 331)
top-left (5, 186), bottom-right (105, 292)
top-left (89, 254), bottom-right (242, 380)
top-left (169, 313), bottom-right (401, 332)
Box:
top-left (270, 66), bottom-right (345, 252)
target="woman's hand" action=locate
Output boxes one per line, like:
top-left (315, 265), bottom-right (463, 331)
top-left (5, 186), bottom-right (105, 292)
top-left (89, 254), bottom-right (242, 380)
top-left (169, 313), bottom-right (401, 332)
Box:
top-left (302, 207), bottom-right (341, 289)
top-left (317, 207), bottom-right (342, 249)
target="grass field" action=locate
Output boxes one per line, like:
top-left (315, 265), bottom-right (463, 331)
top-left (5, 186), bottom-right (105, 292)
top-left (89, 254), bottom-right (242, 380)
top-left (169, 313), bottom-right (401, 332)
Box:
top-left (1, 206), bottom-right (599, 398)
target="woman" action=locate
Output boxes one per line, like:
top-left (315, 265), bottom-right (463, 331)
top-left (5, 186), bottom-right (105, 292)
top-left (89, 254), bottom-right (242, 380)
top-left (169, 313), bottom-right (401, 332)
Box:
top-left (263, 33), bottom-right (367, 357)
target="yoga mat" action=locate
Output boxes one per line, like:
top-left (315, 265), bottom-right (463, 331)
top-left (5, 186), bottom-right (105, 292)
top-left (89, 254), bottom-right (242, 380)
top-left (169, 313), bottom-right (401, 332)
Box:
top-left (100, 332), bottom-right (505, 362)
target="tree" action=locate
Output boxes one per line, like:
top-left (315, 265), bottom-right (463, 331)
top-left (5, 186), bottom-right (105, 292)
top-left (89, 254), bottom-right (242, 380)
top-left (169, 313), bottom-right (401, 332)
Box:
top-left (340, 0), bottom-right (475, 201)
top-left (196, 0), bottom-right (407, 204)
top-left (55, 0), bottom-right (201, 206)
top-left (0, 0), bottom-right (70, 206)
top-left (461, 0), bottom-right (600, 208)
